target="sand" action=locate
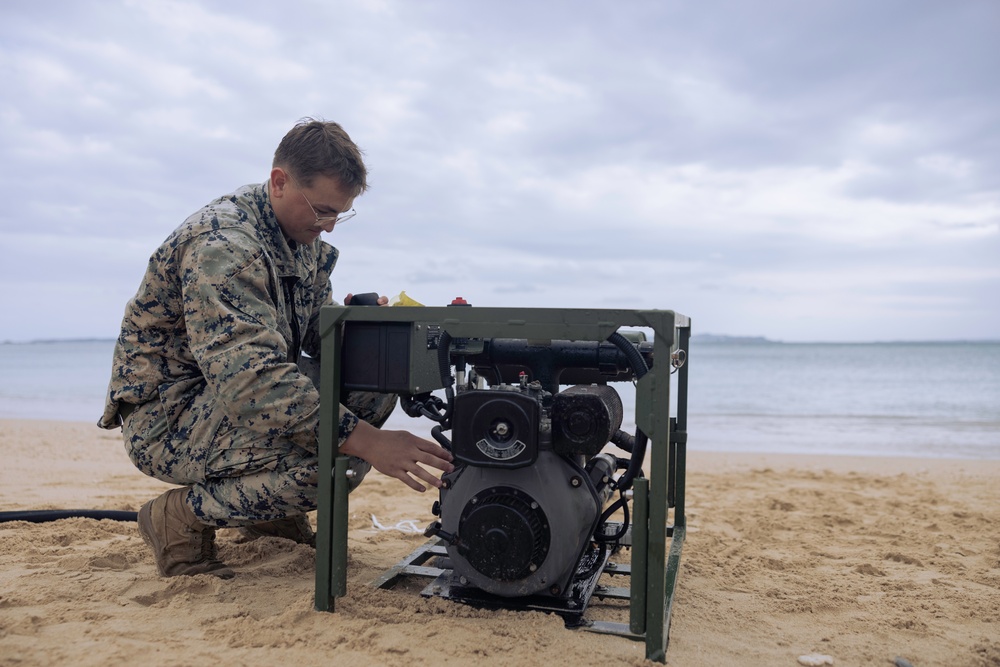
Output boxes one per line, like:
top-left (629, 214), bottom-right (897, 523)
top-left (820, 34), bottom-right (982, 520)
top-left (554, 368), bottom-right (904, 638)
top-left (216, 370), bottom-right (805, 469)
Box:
top-left (1, 418), bottom-right (998, 666)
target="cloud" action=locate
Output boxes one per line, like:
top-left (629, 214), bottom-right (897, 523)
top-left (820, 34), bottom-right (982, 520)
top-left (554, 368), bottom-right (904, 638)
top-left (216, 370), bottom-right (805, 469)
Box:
top-left (0, 0), bottom-right (997, 342)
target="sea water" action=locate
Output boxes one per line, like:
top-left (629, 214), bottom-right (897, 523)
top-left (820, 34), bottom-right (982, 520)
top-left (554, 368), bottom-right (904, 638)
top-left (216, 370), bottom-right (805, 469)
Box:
top-left (1, 338), bottom-right (997, 459)
top-left (673, 341), bottom-right (1000, 459)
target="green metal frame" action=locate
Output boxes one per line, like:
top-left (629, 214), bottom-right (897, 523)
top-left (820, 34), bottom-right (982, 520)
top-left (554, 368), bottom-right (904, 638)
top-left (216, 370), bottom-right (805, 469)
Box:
top-left (315, 307), bottom-right (690, 663)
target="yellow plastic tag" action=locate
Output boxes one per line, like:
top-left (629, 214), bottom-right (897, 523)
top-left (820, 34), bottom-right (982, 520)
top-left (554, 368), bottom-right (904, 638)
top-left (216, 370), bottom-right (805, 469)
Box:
top-left (389, 291), bottom-right (425, 307)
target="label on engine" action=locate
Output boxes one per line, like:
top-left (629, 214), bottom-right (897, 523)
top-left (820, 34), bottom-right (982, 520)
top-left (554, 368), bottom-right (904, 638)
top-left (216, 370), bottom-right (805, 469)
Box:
top-left (475, 438), bottom-right (527, 461)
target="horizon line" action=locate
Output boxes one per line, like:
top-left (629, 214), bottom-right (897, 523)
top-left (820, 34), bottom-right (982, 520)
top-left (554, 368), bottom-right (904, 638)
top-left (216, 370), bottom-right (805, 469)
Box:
top-left (3, 335), bottom-right (999, 346)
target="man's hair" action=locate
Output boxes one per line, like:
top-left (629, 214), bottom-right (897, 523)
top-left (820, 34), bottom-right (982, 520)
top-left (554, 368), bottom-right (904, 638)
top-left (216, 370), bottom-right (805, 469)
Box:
top-left (273, 118), bottom-right (368, 196)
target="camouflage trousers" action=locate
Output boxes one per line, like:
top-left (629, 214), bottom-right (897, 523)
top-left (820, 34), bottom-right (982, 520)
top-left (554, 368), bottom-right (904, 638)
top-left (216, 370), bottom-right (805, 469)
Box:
top-left (122, 358), bottom-right (396, 527)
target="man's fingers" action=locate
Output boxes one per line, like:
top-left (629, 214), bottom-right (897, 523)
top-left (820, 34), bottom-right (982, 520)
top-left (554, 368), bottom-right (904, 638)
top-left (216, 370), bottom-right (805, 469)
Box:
top-left (395, 465), bottom-right (439, 492)
top-left (417, 452), bottom-right (454, 473)
top-left (409, 464), bottom-right (444, 489)
top-left (398, 474), bottom-right (427, 493)
top-left (415, 441), bottom-right (454, 471)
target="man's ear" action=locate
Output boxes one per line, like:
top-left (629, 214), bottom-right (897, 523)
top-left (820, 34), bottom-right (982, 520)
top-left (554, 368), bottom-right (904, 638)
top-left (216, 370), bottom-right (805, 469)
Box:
top-left (270, 167), bottom-right (289, 197)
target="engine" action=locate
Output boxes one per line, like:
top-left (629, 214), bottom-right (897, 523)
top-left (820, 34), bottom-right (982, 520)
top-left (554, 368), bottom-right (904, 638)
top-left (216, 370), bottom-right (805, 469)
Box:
top-left (340, 308), bottom-right (657, 603)
top-left (433, 381), bottom-right (622, 597)
top-left (406, 333), bottom-right (651, 601)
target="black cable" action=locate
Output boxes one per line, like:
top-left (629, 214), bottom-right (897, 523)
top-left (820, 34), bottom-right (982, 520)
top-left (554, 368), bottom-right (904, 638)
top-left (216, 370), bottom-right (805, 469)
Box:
top-left (0, 510), bottom-right (137, 524)
top-left (594, 493), bottom-right (631, 543)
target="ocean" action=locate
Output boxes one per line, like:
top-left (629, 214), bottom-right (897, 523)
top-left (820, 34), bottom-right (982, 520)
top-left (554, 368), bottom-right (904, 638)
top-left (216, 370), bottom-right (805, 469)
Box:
top-left (1, 338), bottom-right (997, 459)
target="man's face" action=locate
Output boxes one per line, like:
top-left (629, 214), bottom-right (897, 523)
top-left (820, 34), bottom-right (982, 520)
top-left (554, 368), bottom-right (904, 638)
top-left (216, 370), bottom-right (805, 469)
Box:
top-left (270, 168), bottom-right (356, 245)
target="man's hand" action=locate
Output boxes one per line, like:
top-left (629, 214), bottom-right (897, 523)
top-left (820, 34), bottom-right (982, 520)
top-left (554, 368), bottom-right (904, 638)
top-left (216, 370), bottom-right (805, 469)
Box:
top-left (339, 420), bottom-right (454, 492)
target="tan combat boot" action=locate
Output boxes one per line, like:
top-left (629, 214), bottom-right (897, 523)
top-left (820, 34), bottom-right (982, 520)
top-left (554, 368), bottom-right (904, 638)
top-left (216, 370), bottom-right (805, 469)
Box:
top-left (237, 514), bottom-right (316, 547)
top-left (137, 487), bottom-right (235, 579)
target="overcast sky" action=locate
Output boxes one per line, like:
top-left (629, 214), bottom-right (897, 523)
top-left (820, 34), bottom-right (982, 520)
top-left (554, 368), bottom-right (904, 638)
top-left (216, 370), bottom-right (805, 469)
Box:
top-left (1, 0), bottom-right (997, 343)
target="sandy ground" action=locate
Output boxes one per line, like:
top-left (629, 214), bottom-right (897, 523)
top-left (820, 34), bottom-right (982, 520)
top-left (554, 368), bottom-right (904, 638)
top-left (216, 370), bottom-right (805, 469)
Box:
top-left (1, 418), bottom-right (998, 666)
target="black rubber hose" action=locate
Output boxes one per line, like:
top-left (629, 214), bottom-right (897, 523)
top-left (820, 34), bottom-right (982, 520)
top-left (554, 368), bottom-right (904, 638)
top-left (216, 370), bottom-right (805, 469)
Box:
top-left (607, 332), bottom-right (649, 380)
top-left (617, 430), bottom-right (648, 493)
top-left (431, 424), bottom-right (452, 451)
top-left (611, 429), bottom-right (635, 453)
top-left (400, 394), bottom-right (425, 418)
top-left (437, 331), bottom-right (455, 424)
top-left (0, 510), bottom-right (138, 523)
top-left (607, 331), bottom-right (650, 492)
top-left (402, 393), bottom-right (448, 423)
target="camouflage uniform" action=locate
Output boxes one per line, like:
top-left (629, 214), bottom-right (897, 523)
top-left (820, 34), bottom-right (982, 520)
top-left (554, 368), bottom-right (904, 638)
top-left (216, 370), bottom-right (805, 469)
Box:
top-left (98, 183), bottom-right (393, 527)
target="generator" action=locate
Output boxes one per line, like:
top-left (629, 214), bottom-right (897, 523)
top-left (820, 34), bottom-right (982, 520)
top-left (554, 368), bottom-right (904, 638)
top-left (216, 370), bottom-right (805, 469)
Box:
top-left (314, 304), bottom-right (690, 663)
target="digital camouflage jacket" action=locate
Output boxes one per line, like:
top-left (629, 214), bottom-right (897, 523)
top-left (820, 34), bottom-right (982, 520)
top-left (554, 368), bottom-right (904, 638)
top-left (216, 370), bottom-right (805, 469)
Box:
top-left (98, 182), bottom-right (358, 449)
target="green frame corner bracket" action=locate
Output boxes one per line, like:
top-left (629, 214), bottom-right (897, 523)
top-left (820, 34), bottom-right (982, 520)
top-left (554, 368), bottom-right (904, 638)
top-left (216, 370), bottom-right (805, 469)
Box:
top-left (313, 306), bottom-right (690, 663)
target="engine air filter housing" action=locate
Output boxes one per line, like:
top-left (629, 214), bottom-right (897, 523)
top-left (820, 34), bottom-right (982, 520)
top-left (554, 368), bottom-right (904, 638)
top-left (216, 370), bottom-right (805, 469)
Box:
top-left (451, 390), bottom-right (539, 468)
top-left (551, 384), bottom-right (623, 456)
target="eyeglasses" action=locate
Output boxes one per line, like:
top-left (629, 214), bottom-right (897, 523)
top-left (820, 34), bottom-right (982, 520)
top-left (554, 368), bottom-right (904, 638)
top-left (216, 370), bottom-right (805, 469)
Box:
top-left (297, 186), bottom-right (357, 226)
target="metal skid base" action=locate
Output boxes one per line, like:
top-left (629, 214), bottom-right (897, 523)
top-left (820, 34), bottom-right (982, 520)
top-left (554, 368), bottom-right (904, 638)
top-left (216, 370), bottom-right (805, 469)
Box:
top-left (372, 524), bottom-right (638, 632)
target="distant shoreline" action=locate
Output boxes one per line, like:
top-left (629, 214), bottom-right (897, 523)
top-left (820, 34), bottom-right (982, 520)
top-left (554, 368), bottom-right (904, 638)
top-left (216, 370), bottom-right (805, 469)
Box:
top-left (692, 334), bottom-right (1000, 345)
top-left (2, 335), bottom-right (998, 346)
top-left (0, 338), bottom-right (117, 345)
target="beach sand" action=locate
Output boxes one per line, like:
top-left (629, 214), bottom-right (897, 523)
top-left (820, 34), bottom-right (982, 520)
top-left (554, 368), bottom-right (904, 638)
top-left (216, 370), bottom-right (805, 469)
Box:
top-left (1, 419), bottom-right (998, 666)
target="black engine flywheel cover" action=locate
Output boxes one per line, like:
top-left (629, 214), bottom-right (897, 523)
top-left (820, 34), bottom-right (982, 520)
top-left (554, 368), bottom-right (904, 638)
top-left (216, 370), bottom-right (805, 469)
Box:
top-left (458, 486), bottom-right (550, 582)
